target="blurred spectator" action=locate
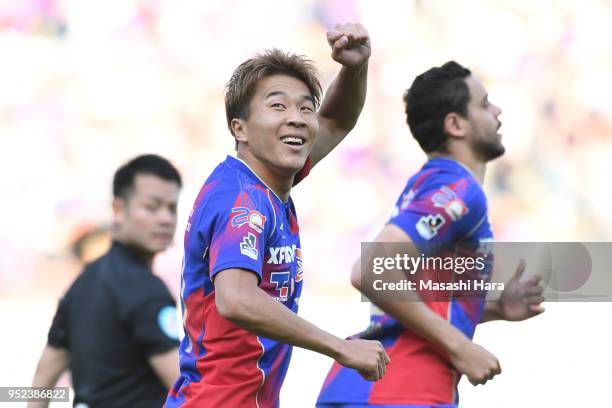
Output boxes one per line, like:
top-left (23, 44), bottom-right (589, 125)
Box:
top-left (69, 224), bottom-right (111, 264)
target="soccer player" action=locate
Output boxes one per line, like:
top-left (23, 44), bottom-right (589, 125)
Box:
top-left (165, 23), bottom-right (389, 408)
top-left (30, 154), bottom-right (182, 408)
top-left (316, 61), bottom-right (545, 407)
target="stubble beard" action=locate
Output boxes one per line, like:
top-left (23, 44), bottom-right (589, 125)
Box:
top-left (473, 128), bottom-right (505, 162)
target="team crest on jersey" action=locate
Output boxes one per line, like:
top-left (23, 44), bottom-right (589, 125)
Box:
top-left (431, 186), bottom-right (469, 221)
top-left (415, 214), bottom-right (446, 240)
top-left (270, 271), bottom-right (290, 301)
top-left (231, 207), bottom-right (267, 233)
top-left (240, 232), bottom-right (258, 260)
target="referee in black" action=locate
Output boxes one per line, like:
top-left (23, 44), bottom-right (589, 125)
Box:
top-left (30, 154), bottom-right (183, 408)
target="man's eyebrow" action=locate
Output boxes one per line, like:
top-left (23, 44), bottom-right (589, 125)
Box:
top-left (264, 91), bottom-right (314, 105)
top-left (265, 90), bottom-right (287, 100)
top-left (143, 195), bottom-right (163, 202)
top-left (144, 195), bottom-right (177, 206)
top-left (301, 94), bottom-right (315, 105)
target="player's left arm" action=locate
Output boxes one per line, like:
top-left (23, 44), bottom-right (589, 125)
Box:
top-left (481, 259), bottom-right (546, 322)
top-left (310, 22), bottom-right (370, 167)
top-left (27, 345), bottom-right (69, 408)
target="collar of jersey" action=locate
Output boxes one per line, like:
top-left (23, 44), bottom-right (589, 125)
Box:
top-left (426, 157), bottom-right (477, 181)
top-left (110, 240), bottom-right (149, 267)
top-left (225, 155), bottom-right (286, 204)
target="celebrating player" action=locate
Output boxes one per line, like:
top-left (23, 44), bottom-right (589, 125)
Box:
top-left (165, 23), bottom-right (389, 408)
top-left (317, 61), bottom-right (545, 408)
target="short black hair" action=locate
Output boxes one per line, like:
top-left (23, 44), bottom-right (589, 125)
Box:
top-left (113, 154), bottom-right (182, 200)
top-left (403, 61), bottom-right (472, 153)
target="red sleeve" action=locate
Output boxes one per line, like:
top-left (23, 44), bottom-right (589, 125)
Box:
top-left (293, 156), bottom-right (313, 186)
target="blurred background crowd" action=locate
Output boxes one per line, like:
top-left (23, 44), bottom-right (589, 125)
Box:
top-left (1, 0), bottom-right (610, 407)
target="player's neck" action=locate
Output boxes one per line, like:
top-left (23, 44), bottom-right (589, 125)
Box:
top-left (429, 151), bottom-right (486, 185)
top-left (236, 152), bottom-right (293, 202)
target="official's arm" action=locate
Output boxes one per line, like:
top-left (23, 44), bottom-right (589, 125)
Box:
top-left (149, 348), bottom-right (180, 389)
top-left (27, 346), bottom-right (69, 408)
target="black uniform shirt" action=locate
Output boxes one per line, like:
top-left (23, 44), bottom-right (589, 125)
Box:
top-left (48, 241), bottom-right (180, 408)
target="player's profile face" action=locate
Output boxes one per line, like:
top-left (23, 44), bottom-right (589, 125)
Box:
top-left (464, 75), bottom-right (505, 161)
top-left (115, 174), bottom-right (179, 255)
top-left (239, 74), bottom-right (319, 175)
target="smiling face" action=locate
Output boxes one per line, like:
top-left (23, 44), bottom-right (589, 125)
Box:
top-left (232, 74), bottom-right (319, 177)
top-left (463, 75), bottom-right (505, 161)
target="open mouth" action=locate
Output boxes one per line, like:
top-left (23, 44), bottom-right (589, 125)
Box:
top-left (281, 136), bottom-right (305, 146)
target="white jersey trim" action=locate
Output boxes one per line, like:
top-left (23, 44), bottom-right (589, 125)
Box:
top-left (254, 336), bottom-right (266, 408)
top-left (234, 156), bottom-right (286, 203)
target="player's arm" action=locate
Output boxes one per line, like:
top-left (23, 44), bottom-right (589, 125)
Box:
top-left (310, 23), bottom-right (370, 167)
top-left (27, 346), bottom-right (69, 408)
top-left (149, 347), bottom-right (180, 389)
top-left (214, 268), bottom-right (389, 381)
top-left (481, 260), bottom-right (545, 323)
top-left (351, 224), bottom-right (501, 386)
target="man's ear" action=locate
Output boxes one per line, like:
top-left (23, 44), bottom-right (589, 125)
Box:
top-left (443, 112), bottom-right (468, 140)
top-left (112, 197), bottom-right (126, 224)
top-left (230, 118), bottom-right (248, 144)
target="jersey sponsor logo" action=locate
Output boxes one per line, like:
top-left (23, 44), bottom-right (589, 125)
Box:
top-left (270, 271), bottom-right (290, 301)
top-left (431, 186), bottom-right (469, 221)
top-left (158, 305), bottom-right (180, 340)
top-left (295, 248), bottom-right (304, 282)
top-left (240, 232), bottom-right (258, 260)
top-left (267, 244), bottom-right (298, 265)
top-left (231, 207), bottom-right (267, 233)
top-left (416, 214), bottom-right (446, 239)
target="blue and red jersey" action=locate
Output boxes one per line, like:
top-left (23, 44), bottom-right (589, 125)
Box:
top-left (166, 156), bottom-right (309, 408)
top-left (317, 157), bottom-right (494, 407)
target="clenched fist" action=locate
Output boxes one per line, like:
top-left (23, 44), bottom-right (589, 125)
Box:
top-left (450, 340), bottom-right (501, 386)
top-left (335, 339), bottom-right (390, 381)
top-left (326, 23), bottom-right (371, 68)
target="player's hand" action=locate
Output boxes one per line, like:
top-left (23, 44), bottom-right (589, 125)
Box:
top-left (449, 340), bottom-right (501, 386)
top-left (335, 339), bottom-right (390, 381)
top-left (498, 259), bottom-right (546, 321)
top-left (326, 23), bottom-right (371, 68)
